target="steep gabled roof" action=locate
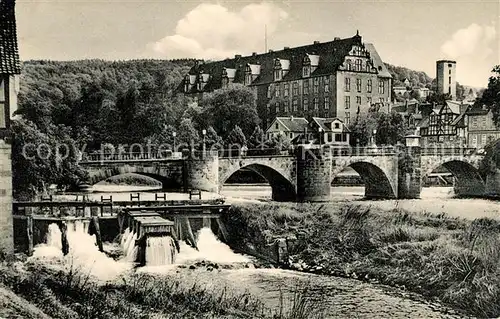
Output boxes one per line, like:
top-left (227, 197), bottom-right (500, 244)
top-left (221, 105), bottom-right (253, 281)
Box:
top-left (181, 34), bottom-right (391, 93)
top-left (0, 0), bottom-right (21, 74)
top-left (311, 117), bottom-right (350, 132)
top-left (276, 117), bottom-right (309, 132)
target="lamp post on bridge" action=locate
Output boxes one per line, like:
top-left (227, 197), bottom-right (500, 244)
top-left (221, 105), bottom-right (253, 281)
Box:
top-left (202, 129), bottom-right (206, 155)
top-left (172, 131), bottom-right (177, 152)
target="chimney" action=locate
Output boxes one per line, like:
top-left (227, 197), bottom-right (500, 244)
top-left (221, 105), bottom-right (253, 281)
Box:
top-left (284, 46), bottom-right (290, 50)
top-left (313, 41), bottom-right (320, 44)
top-left (252, 52), bottom-right (257, 56)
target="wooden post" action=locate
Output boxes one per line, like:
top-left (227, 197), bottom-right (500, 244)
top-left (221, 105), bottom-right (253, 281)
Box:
top-left (182, 217), bottom-right (197, 250)
top-left (26, 215), bottom-right (34, 256)
top-left (59, 222), bottom-right (69, 256)
top-left (91, 216), bottom-right (104, 252)
top-left (215, 218), bottom-right (229, 243)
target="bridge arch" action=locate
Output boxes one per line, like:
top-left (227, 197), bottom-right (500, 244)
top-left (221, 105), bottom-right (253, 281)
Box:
top-left (421, 157), bottom-right (485, 197)
top-left (85, 165), bottom-right (184, 190)
top-left (332, 159), bottom-right (397, 198)
top-left (219, 163), bottom-right (296, 202)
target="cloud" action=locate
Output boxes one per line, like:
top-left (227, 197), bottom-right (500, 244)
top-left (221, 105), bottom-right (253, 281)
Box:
top-left (440, 23), bottom-right (497, 87)
top-left (440, 23), bottom-right (496, 59)
top-left (150, 3), bottom-right (288, 59)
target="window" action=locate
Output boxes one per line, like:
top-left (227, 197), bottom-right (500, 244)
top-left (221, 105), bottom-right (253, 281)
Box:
top-left (448, 87), bottom-right (451, 94)
top-left (313, 98), bottom-right (319, 110)
top-left (292, 99), bottom-right (298, 112)
top-left (449, 70), bottom-right (451, 75)
top-left (284, 83), bottom-right (289, 97)
top-left (274, 69), bottom-right (282, 81)
top-left (275, 123), bottom-right (279, 129)
top-left (355, 59), bottom-right (362, 71)
top-left (334, 123), bottom-right (340, 129)
top-left (303, 66), bottom-right (310, 77)
top-left (0, 78), bottom-right (5, 128)
top-left (303, 98), bottom-right (308, 111)
top-left (367, 79), bottom-right (372, 93)
top-left (367, 96), bottom-right (372, 104)
top-left (293, 82), bottom-right (299, 96)
top-left (356, 96), bottom-right (361, 105)
top-left (290, 133), bottom-right (293, 139)
top-left (313, 77), bottom-right (319, 94)
top-left (267, 86), bottom-right (271, 98)
top-left (275, 87), bottom-right (280, 97)
top-left (378, 80), bottom-right (385, 94)
top-left (345, 77), bottom-right (351, 92)
top-left (345, 96), bottom-right (350, 109)
top-left (448, 63), bottom-right (452, 68)
top-left (472, 134), bottom-right (478, 146)
top-left (324, 97), bottom-right (330, 110)
top-left (356, 78), bottom-right (362, 92)
top-left (284, 101), bottom-right (290, 113)
top-left (449, 77), bottom-right (451, 84)
top-left (345, 112), bottom-right (350, 125)
top-left (303, 81), bottom-right (309, 94)
top-left (324, 77), bottom-right (330, 93)
top-left (275, 102), bottom-right (280, 113)
top-left (380, 97), bottom-right (385, 104)
top-left (346, 59), bottom-right (352, 70)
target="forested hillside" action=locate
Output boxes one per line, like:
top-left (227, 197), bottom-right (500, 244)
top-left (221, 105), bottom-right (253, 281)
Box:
top-left (385, 63), bottom-right (434, 88)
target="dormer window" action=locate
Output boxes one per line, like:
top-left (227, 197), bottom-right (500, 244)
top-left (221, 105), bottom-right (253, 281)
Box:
top-left (355, 59), bottom-right (362, 71)
top-left (244, 65), bottom-right (252, 85)
top-left (274, 59), bottom-right (282, 81)
top-left (303, 55), bottom-right (311, 78)
top-left (334, 122), bottom-right (340, 129)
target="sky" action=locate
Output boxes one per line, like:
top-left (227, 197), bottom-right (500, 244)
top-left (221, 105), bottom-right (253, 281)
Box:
top-left (15, 0), bottom-right (500, 88)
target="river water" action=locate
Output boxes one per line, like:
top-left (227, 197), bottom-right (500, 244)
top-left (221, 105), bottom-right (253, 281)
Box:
top-left (32, 218), bottom-right (461, 318)
top-left (35, 184), bottom-right (485, 317)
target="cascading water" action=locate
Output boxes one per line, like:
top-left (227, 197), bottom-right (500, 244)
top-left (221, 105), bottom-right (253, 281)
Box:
top-left (32, 221), bottom-right (132, 281)
top-left (175, 227), bottom-right (250, 264)
top-left (121, 228), bottom-right (138, 262)
top-left (145, 236), bottom-right (177, 266)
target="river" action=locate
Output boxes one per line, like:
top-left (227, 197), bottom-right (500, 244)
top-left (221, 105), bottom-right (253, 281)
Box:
top-left (33, 217), bottom-right (462, 318)
top-left (40, 184), bottom-right (492, 317)
top-left (64, 184), bottom-right (500, 220)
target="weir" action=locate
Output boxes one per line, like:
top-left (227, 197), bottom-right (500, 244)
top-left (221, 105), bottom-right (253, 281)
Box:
top-left (18, 200), bottom-right (233, 267)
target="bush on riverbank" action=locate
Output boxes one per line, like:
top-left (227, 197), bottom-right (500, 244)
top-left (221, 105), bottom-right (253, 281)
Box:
top-left (0, 255), bottom-right (325, 319)
top-left (224, 203), bottom-right (500, 317)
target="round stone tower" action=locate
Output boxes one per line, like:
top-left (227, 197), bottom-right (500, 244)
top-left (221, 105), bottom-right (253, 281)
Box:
top-left (295, 145), bottom-right (332, 202)
top-left (183, 150), bottom-right (219, 193)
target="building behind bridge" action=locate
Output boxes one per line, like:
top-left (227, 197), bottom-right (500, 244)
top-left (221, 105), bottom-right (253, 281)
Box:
top-left (178, 32), bottom-right (392, 127)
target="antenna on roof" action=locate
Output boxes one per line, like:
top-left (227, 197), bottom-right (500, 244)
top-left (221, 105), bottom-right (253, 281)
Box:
top-left (264, 24), bottom-right (268, 53)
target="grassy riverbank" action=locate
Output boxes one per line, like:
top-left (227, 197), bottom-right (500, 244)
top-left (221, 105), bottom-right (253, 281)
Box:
top-left (224, 202), bottom-right (500, 317)
top-left (0, 255), bottom-right (324, 319)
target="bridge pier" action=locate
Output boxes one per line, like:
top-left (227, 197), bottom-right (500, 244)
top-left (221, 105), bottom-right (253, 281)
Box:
top-left (296, 146), bottom-right (332, 202)
top-left (183, 151), bottom-right (219, 193)
top-left (397, 136), bottom-right (422, 199)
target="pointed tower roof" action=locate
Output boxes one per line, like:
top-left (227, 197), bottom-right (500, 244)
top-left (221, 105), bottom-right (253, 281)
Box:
top-left (0, 0), bottom-right (21, 74)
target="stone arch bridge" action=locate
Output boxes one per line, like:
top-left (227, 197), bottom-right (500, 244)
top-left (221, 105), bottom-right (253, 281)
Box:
top-left (79, 145), bottom-right (486, 202)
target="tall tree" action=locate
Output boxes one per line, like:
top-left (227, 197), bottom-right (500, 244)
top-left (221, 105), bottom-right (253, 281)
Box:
top-left (477, 65), bottom-right (500, 126)
top-left (204, 126), bottom-right (223, 150)
top-left (225, 125), bottom-right (247, 147)
top-left (199, 84), bottom-right (260, 139)
top-left (177, 118), bottom-right (200, 149)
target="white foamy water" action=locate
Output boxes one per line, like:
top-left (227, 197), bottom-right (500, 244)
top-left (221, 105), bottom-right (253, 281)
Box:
top-left (32, 221), bottom-right (132, 281)
top-left (145, 236), bottom-right (177, 266)
top-left (175, 228), bottom-right (250, 264)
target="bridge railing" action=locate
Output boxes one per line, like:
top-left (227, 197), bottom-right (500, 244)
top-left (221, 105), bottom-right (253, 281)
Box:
top-left (420, 147), bottom-right (477, 156)
top-left (80, 151), bottom-right (183, 163)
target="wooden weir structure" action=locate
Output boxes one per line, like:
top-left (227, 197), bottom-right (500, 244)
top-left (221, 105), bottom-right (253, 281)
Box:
top-left (13, 196), bottom-right (231, 260)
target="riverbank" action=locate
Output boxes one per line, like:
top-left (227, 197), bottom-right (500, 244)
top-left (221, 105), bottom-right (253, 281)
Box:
top-left (222, 202), bottom-right (500, 317)
top-left (0, 254), bottom-right (323, 319)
